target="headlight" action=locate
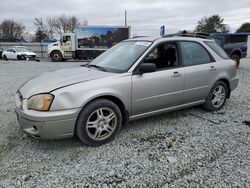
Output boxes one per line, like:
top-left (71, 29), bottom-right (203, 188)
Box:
top-left (27, 94), bottom-right (54, 111)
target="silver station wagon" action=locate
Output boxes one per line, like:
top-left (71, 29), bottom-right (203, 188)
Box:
top-left (15, 36), bottom-right (239, 146)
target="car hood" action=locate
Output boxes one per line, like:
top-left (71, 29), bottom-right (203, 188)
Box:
top-left (19, 67), bottom-right (115, 98)
top-left (17, 51), bottom-right (36, 56)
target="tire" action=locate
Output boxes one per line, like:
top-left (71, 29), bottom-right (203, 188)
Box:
top-left (203, 81), bottom-right (228, 111)
top-left (51, 51), bottom-right (63, 62)
top-left (3, 55), bottom-right (8, 61)
top-left (17, 55), bottom-right (23, 60)
top-left (76, 99), bottom-right (122, 146)
top-left (231, 54), bottom-right (240, 68)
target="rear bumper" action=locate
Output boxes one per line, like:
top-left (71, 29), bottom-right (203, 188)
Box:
top-left (15, 107), bottom-right (80, 139)
top-left (230, 77), bottom-right (239, 91)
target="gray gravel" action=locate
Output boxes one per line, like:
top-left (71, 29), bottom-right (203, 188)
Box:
top-left (0, 59), bottom-right (250, 188)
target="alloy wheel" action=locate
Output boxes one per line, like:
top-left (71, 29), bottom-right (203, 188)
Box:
top-left (211, 85), bottom-right (226, 108)
top-left (86, 107), bottom-right (117, 141)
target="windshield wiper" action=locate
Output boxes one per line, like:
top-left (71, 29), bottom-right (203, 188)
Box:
top-left (85, 64), bottom-right (108, 72)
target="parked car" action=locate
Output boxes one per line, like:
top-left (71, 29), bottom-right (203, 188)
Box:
top-left (15, 36), bottom-right (239, 146)
top-left (2, 46), bottom-right (40, 61)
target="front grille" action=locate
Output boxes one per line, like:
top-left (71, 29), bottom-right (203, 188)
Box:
top-left (26, 55), bottom-right (36, 59)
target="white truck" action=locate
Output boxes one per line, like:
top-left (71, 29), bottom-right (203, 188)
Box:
top-left (48, 25), bottom-right (131, 62)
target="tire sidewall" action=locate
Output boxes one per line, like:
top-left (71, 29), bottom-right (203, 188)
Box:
top-left (204, 81), bottom-right (228, 111)
top-left (76, 99), bottom-right (122, 146)
top-left (3, 55), bottom-right (8, 60)
top-left (51, 51), bottom-right (62, 62)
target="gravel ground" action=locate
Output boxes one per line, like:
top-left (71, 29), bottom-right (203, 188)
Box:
top-left (0, 59), bottom-right (250, 188)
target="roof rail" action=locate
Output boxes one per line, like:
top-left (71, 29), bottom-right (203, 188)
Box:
top-left (131, 36), bottom-right (149, 38)
top-left (162, 32), bottom-right (212, 39)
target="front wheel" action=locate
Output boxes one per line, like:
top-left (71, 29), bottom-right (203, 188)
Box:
top-left (51, 51), bottom-right (63, 62)
top-left (203, 81), bottom-right (228, 111)
top-left (76, 99), bottom-right (122, 146)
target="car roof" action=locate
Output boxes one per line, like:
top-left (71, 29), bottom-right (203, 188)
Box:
top-left (125, 36), bottom-right (212, 43)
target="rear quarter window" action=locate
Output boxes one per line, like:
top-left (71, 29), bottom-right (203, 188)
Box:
top-left (204, 41), bottom-right (229, 59)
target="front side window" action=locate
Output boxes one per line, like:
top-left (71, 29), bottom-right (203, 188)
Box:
top-left (89, 41), bottom-right (151, 73)
top-left (180, 41), bottom-right (211, 66)
top-left (63, 35), bottom-right (71, 42)
top-left (144, 42), bottom-right (179, 70)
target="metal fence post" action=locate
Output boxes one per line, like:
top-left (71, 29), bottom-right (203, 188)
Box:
top-left (41, 42), bottom-right (43, 58)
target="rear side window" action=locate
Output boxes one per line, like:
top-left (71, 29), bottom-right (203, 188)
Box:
top-left (228, 35), bottom-right (247, 44)
top-left (205, 41), bottom-right (229, 59)
top-left (180, 41), bottom-right (211, 66)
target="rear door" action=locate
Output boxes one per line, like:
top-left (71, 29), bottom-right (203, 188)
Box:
top-left (180, 41), bottom-right (217, 103)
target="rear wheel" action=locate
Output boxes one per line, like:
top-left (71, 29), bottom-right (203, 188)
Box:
top-left (203, 81), bottom-right (228, 111)
top-left (231, 54), bottom-right (240, 68)
top-left (3, 55), bottom-right (8, 61)
top-left (76, 99), bottom-right (122, 146)
top-left (51, 51), bottom-right (63, 62)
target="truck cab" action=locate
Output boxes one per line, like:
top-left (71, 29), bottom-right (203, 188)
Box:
top-left (48, 33), bottom-right (76, 62)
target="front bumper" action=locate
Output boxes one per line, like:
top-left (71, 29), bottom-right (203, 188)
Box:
top-left (15, 95), bottom-right (80, 139)
top-left (18, 54), bottom-right (39, 61)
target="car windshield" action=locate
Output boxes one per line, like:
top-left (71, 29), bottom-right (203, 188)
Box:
top-left (15, 47), bottom-right (29, 52)
top-left (89, 41), bottom-right (152, 73)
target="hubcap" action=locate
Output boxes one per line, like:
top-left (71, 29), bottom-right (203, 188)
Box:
top-left (211, 85), bottom-right (226, 108)
top-left (53, 54), bottom-right (59, 60)
top-left (86, 108), bottom-right (117, 141)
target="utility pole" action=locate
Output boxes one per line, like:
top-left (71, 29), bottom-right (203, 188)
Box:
top-left (125, 10), bottom-right (127, 26)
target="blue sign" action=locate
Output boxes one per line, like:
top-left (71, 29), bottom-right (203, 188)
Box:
top-left (160, 26), bottom-right (165, 36)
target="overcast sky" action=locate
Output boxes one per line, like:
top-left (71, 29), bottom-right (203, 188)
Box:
top-left (1, 0), bottom-right (250, 36)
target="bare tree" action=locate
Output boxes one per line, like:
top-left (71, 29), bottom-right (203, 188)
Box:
top-left (47, 17), bottom-right (55, 38)
top-left (34, 15), bottom-right (81, 38)
top-left (0, 19), bottom-right (25, 41)
top-left (52, 15), bottom-right (80, 35)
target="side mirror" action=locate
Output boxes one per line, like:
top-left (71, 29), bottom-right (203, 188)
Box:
top-left (138, 63), bottom-right (156, 74)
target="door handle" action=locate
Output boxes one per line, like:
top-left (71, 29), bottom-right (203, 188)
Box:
top-left (171, 71), bottom-right (182, 78)
top-left (209, 66), bottom-right (216, 71)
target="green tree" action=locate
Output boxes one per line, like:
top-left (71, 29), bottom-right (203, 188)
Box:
top-left (34, 30), bottom-right (48, 42)
top-left (236, 23), bottom-right (250, 33)
top-left (195, 15), bottom-right (229, 33)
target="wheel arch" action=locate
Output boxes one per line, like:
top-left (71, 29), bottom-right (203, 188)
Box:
top-left (230, 49), bottom-right (241, 58)
top-left (217, 78), bottom-right (231, 98)
top-left (50, 50), bottom-right (62, 58)
top-left (74, 95), bottom-right (129, 134)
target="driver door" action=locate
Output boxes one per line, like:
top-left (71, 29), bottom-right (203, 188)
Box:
top-left (8, 49), bottom-right (17, 59)
top-left (131, 42), bottom-right (185, 116)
